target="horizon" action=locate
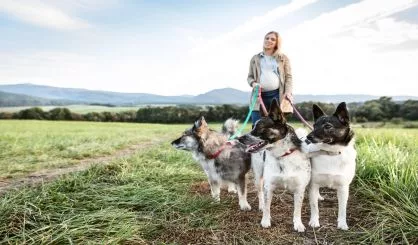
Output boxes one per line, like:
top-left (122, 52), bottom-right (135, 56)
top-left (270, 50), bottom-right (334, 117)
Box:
top-left (2, 82), bottom-right (418, 98)
top-left (1, 0), bottom-right (418, 97)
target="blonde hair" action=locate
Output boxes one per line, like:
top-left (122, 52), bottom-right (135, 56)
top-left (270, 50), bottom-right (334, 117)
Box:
top-left (263, 31), bottom-right (281, 56)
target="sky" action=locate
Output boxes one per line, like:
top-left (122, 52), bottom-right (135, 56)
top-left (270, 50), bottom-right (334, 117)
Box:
top-left (0, 0), bottom-right (418, 96)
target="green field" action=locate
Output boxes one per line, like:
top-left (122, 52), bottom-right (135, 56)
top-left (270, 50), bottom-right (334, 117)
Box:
top-left (0, 105), bottom-right (142, 113)
top-left (0, 120), bottom-right (186, 178)
top-left (0, 120), bottom-right (417, 244)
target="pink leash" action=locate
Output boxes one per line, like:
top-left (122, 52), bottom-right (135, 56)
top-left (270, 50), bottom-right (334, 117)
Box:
top-left (285, 95), bottom-right (313, 130)
top-left (257, 86), bottom-right (269, 116)
top-left (257, 86), bottom-right (313, 130)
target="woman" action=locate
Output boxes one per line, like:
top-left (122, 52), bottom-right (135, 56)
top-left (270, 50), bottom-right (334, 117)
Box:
top-left (247, 31), bottom-right (293, 127)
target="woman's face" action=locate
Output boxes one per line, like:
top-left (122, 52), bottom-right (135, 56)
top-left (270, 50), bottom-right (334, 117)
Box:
top-left (263, 33), bottom-right (277, 50)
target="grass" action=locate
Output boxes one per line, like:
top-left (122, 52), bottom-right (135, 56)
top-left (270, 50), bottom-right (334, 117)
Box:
top-left (0, 120), bottom-right (416, 243)
top-left (0, 144), bottom-right (222, 244)
top-left (353, 128), bottom-right (418, 244)
top-left (0, 120), bottom-right (186, 178)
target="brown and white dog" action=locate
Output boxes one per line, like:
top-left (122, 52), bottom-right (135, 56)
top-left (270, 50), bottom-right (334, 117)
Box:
top-left (172, 117), bottom-right (261, 211)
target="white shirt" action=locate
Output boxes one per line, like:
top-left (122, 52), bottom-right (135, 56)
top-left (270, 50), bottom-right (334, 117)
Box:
top-left (260, 54), bottom-right (280, 92)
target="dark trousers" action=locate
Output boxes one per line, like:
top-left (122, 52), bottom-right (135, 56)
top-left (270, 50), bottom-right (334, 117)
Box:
top-left (251, 90), bottom-right (280, 127)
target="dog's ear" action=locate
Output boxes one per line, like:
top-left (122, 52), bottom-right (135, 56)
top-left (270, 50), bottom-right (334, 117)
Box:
top-left (312, 104), bottom-right (325, 121)
top-left (333, 102), bottom-right (349, 125)
top-left (269, 98), bottom-right (285, 122)
top-left (194, 116), bottom-right (207, 129)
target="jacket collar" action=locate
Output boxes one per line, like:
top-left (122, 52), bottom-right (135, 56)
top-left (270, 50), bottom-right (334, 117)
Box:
top-left (258, 52), bottom-right (284, 61)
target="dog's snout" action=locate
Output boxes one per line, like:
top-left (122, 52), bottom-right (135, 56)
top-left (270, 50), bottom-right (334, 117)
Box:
top-left (171, 138), bottom-right (180, 146)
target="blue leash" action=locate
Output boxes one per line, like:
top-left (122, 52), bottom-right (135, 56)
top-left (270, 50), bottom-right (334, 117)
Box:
top-left (228, 86), bottom-right (259, 140)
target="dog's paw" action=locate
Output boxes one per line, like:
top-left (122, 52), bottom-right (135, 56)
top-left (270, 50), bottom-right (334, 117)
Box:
top-left (212, 196), bottom-right (220, 203)
top-left (309, 218), bottom-right (320, 228)
top-left (318, 194), bottom-right (324, 201)
top-left (294, 222), bottom-right (306, 232)
top-left (239, 201), bottom-right (251, 211)
top-left (337, 221), bottom-right (349, 230)
top-left (227, 184), bottom-right (237, 194)
top-left (261, 218), bottom-right (271, 228)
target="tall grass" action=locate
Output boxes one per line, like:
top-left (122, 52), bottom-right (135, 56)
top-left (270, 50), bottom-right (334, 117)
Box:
top-left (0, 145), bottom-right (223, 244)
top-left (0, 121), bottom-right (416, 243)
top-left (354, 128), bottom-right (418, 244)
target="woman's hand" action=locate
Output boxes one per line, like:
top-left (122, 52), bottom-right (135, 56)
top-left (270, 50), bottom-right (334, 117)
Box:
top-left (252, 82), bottom-right (260, 89)
top-left (285, 93), bottom-right (294, 103)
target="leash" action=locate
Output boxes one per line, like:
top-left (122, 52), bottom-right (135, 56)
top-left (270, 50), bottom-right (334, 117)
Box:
top-left (228, 85), bottom-right (261, 140)
top-left (228, 85), bottom-right (269, 140)
top-left (285, 95), bottom-right (313, 130)
top-left (258, 86), bottom-right (269, 116)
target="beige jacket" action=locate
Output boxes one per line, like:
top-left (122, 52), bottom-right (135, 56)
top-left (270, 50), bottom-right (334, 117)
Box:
top-left (247, 52), bottom-right (293, 112)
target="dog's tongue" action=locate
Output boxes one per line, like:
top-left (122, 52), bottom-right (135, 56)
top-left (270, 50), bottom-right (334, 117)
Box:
top-left (245, 141), bottom-right (267, 153)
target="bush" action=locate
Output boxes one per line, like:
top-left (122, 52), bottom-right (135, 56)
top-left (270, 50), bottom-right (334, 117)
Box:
top-left (390, 117), bottom-right (403, 125)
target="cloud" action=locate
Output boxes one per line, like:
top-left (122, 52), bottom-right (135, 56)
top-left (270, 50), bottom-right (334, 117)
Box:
top-left (183, 0), bottom-right (418, 96)
top-left (286, 0), bottom-right (418, 42)
top-left (191, 0), bottom-right (319, 54)
top-left (1, 0), bottom-right (418, 97)
top-left (283, 0), bottom-right (418, 96)
top-left (0, 0), bottom-right (91, 30)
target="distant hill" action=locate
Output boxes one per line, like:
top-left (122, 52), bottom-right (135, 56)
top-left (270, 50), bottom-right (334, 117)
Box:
top-left (0, 83), bottom-right (192, 105)
top-left (0, 91), bottom-right (77, 107)
top-left (0, 83), bottom-right (417, 107)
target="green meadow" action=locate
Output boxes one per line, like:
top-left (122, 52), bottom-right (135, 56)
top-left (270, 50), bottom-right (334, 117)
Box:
top-left (0, 105), bottom-right (140, 114)
top-left (0, 120), bottom-right (417, 244)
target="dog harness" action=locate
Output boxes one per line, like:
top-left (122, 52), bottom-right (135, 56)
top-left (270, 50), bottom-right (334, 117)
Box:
top-left (207, 141), bottom-right (234, 159)
top-left (280, 148), bottom-right (298, 157)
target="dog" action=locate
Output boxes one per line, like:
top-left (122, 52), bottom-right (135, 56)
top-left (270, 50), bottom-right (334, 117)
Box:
top-left (238, 98), bottom-right (311, 232)
top-left (171, 117), bottom-right (254, 211)
top-left (304, 102), bottom-right (356, 230)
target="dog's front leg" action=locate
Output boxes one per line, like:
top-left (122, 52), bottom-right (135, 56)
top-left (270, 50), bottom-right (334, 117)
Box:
top-left (237, 175), bottom-right (251, 211)
top-left (208, 178), bottom-right (221, 202)
top-left (261, 182), bottom-right (274, 228)
top-left (309, 184), bottom-right (320, 228)
top-left (252, 154), bottom-right (264, 211)
top-left (293, 189), bottom-right (306, 232)
top-left (255, 177), bottom-right (264, 212)
top-left (337, 185), bottom-right (350, 230)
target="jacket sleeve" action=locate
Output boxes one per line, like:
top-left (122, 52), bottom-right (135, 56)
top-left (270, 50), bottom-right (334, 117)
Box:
top-left (283, 54), bottom-right (293, 95)
top-left (247, 56), bottom-right (256, 87)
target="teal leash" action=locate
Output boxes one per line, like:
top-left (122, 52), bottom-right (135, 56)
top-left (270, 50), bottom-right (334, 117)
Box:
top-left (228, 86), bottom-right (259, 140)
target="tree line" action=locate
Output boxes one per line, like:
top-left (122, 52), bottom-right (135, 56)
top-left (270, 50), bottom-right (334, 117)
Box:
top-left (1, 97), bottom-right (417, 123)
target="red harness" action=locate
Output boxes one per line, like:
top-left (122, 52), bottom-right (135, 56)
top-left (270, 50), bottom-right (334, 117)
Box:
top-left (280, 148), bottom-right (298, 157)
top-left (207, 141), bottom-right (234, 159)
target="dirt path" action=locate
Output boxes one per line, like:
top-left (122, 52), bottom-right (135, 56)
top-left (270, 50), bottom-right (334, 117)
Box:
top-left (0, 140), bottom-right (161, 195)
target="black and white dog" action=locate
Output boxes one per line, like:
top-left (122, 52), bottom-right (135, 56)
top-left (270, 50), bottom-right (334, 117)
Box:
top-left (238, 99), bottom-right (311, 232)
top-left (305, 102), bottom-right (356, 230)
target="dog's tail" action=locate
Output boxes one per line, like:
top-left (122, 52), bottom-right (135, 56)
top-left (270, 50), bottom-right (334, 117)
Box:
top-left (222, 118), bottom-right (239, 138)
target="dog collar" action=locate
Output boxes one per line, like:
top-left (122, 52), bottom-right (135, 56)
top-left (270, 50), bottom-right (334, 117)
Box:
top-left (207, 141), bottom-right (233, 159)
top-left (281, 148), bottom-right (298, 157)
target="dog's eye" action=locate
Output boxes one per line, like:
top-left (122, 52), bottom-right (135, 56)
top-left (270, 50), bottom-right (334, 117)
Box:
top-left (324, 124), bottom-right (332, 129)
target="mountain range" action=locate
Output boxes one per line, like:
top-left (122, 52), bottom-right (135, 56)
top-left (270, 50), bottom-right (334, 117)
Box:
top-left (0, 83), bottom-right (417, 107)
